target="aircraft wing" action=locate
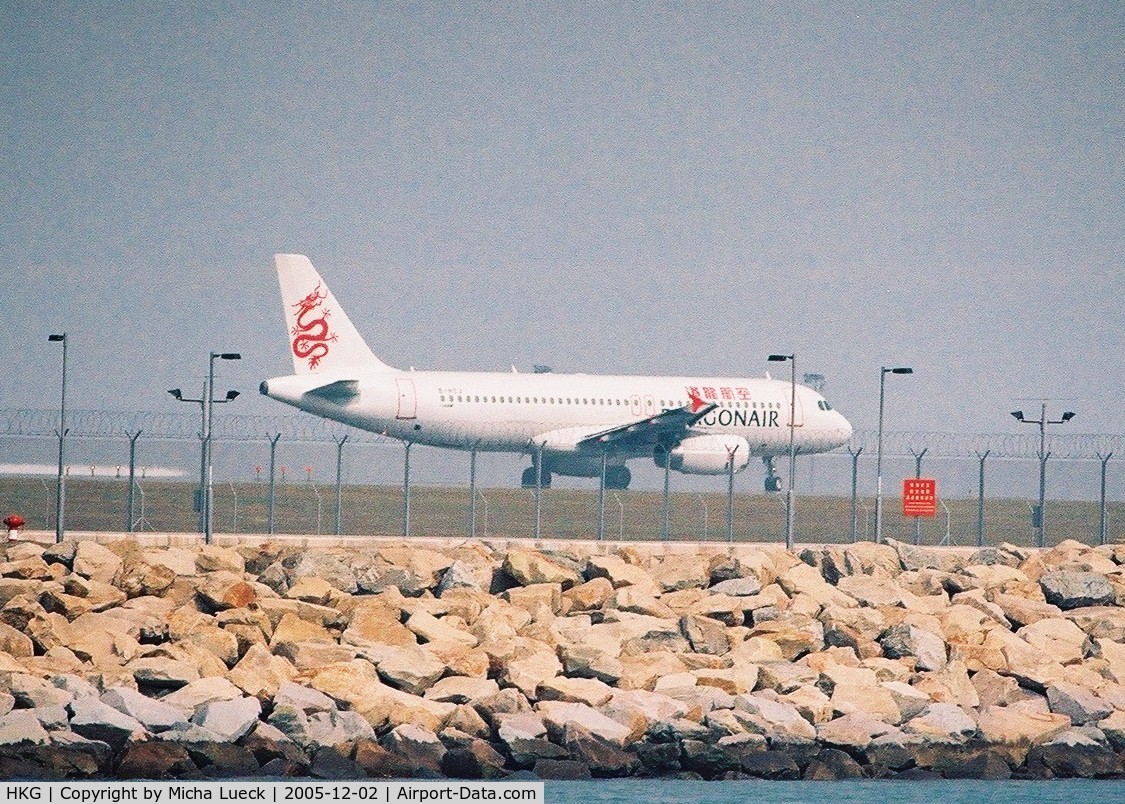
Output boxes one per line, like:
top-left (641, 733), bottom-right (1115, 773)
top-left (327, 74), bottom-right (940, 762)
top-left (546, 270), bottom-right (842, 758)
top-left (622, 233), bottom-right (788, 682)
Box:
top-left (576, 398), bottom-right (718, 451)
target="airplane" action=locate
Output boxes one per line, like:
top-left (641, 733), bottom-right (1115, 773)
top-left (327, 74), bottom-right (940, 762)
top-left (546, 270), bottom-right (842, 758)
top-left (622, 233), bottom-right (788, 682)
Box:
top-left (260, 254), bottom-right (854, 491)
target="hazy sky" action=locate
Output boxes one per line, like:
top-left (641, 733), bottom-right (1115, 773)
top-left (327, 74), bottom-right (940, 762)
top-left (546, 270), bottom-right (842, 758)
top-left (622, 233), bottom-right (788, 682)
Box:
top-left (3, 2), bottom-right (1122, 440)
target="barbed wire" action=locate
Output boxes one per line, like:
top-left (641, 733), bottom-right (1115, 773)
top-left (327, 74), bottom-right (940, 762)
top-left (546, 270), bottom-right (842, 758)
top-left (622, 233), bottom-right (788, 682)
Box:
top-left (2, 408), bottom-right (1121, 459)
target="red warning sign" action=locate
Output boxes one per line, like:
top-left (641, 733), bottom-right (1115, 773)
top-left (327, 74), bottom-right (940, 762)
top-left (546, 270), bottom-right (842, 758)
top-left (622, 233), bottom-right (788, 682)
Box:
top-left (903, 478), bottom-right (937, 517)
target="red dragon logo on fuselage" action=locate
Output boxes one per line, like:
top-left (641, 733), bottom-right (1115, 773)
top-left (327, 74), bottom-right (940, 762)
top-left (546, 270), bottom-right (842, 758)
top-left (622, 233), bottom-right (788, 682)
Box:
top-left (291, 283), bottom-right (338, 370)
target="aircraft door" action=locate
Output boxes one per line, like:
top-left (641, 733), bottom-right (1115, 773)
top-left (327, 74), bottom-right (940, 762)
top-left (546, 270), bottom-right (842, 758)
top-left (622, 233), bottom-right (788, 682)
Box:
top-left (395, 378), bottom-right (417, 420)
top-left (787, 392), bottom-right (804, 427)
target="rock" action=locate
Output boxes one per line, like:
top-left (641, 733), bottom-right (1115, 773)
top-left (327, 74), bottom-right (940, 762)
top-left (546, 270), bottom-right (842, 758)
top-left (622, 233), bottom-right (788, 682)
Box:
top-left (68, 696), bottom-right (146, 749)
top-left (1064, 606), bottom-right (1125, 641)
top-left (126, 656), bottom-right (200, 689)
top-left (159, 676), bottom-right (246, 713)
top-left (817, 712), bottom-right (898, 752)
top-left (532, 758), bottom-right (593, 779)
top-left (977, 706), bottom-right (1071, 763)
top-left (1028, 729), bottom-right (1124, 777)
top-left (101, 687), bottom-right (188, 731)
top-left (436, 561), bottom-right (483, 596)
top-left (381, 723), bottom-right (447, 775)
top-left (441, 736), bottom-right (507, 779)
top-left (679, 613), bottom-right (729, 655)
top-left (366, 644), bottom-right (447, 695)
top-left (739, 750), bottom-right (801, 779)
top-left (424, 676), bottom-right (500, 704)
top-left (115, 742), bottom-right (198, 779)
top-left (1016, 618), bottom-right (1091, 665)
top-left (709, 577), bottom-right (762, 597)
top-left (563, 722), bottom-right (641, 776)
top-left (406, 610), bottom-right (479, 648)
top-left (903, 703), bottom-right (978, 743)
top-left (72, 541), bottom-right (122, 583)
top-left (586, 555), bottom-right (658, 591)
top-left (776, 563), bottom-right (856, 609)
top-left (191, 695), bottom-right (262, 741)
top-left (1040, 571), bottom-right (1116, 610)
top-left (538, 700), bottom-right (633, 746)
top-left (649, 554), bottom-right (710, 592)
top-left (1046, 682), bottom-right (1114, 725)
top-left (196, 544), bottom-right (245, 574)
top-left (503, 550), bottom-right (580, 588)
top-left (879, 624), bottom-right (948, 671)
top-left (803, 747), bottom-right (865, 779)
top-left (560, 643), bottom-right (623, 685)
top-left (537, 676), bottom-right (615, 707)
top-left (0, 709), bottom-right (50, 747)
top-left (746, 613), bottom-right (824, 660)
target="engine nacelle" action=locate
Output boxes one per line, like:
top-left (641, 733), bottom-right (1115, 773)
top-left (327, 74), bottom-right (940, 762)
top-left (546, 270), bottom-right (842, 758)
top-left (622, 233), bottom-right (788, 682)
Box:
top-left (659, 434), bottom-right (752, 475)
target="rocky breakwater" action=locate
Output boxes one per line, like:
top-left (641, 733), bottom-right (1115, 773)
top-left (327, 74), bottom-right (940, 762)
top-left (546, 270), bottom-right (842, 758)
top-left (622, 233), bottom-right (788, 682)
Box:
top-left (0, 536), bottom-right (1124, 781)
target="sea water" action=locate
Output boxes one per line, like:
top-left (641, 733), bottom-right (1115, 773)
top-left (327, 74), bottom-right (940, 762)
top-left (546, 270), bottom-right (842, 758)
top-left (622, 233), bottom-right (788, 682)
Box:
top-left (541, 778), bottom-right (1124, 804)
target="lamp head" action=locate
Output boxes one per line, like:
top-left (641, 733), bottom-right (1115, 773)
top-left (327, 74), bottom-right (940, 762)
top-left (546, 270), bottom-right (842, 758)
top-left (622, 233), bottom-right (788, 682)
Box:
top-left (767, 354), bottom-right (791, 362)
top-left (218, 352), bottom-right (241, 361)
top-left (48, 334), bottom-right (65, 342)
top-left (168, 389), bottom-right (183, 401)
top-left (1061, 411), bottom-right (1076, 422)
top-left (1011, 410), bottom-right (1024, 422)
top-left (225, 390), bottom-right (240, 401)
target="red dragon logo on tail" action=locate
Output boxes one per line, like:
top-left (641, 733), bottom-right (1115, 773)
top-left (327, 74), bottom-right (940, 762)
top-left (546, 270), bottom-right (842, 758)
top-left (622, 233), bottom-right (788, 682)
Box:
top-left (291, 283), bottom-right (338, 370)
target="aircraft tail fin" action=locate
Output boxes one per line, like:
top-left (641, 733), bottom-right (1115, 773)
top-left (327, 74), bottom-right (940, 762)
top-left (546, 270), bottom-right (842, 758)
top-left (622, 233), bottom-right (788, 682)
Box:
top-left (274, 254), bottom-right (397, 375)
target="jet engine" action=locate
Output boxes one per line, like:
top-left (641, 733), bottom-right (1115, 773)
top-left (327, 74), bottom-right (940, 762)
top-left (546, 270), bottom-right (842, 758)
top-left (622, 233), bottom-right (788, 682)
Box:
top-left (657, 434), bottom-right (751, 475)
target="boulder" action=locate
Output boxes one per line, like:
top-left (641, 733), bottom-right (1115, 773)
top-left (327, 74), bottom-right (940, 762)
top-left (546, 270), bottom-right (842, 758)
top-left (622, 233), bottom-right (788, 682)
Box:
top-left (380, 723), bottom-right (447, 775)
top-left (879, 624), bottom-right (948, 671)
top-left (1039, 571), bottom-right (1116, 610)
top-left (191, 696), bottom-right (262, 742)
top-left (72, 541), bottom-right (122, 584)
top-left (1046, 682), bottom-right (1114, 725)
top-left (0, 709), bottom-right (50, 747)
top-left (1016, 618), bottom-right (1091, 665)
top-left (503, 550), bottom-right (580, 588)
top-left (537, 700), bottom-right (633, 746)
top-left (68, 696), bottom-right (146, 749)
top-left (903, 703), bottom-right (978, 743)
top-left (101, 687), bottom-right (188, 731)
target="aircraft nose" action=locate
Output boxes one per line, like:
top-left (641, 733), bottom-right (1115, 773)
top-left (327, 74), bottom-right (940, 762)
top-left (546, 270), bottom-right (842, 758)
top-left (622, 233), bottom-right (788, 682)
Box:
top-left (835, 413), bottom-right (854, 445)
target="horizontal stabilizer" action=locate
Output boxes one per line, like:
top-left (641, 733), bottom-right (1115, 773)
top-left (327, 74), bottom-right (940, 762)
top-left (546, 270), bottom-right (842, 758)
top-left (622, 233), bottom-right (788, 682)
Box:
top-left (306, 379), bottom-right (360, 401)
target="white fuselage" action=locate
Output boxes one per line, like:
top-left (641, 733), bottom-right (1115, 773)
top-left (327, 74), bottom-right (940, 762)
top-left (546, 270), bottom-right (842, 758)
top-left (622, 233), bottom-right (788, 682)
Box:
top-left (261, 368), bottom-right (853, 468)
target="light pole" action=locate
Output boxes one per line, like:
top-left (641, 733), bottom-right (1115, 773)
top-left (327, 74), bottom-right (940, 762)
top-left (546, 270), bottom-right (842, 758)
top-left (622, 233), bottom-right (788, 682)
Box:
top-left (874, 366), bottom-right (913, 544)
top-left (767, 354), bottom-right (796, 549)
top-left (48, 333), bottom-right (68, 543)
top-left (1012, 404), bottom-right (1075, 548)
top-left (169, 352), bottom-right (240, 543)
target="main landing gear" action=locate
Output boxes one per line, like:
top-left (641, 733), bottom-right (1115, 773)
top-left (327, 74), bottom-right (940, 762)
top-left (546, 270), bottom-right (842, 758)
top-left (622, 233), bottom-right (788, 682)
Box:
top-left (520, 465), bottom-right (552, 489)
top-left (763, 456), bottom-right (782, 492)
top-left (604, 465), bottom-right (631, 491)
top-left (518, 464), bottom-right (632, 490)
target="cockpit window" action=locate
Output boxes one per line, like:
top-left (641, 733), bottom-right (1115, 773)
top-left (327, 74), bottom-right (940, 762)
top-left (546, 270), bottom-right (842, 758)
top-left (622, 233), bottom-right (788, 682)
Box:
top-left (817, 399), bottom-right (834, 411)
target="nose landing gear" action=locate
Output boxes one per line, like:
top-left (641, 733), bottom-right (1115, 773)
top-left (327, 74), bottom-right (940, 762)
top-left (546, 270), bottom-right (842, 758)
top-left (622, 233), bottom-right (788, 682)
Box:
top-left (763, 456), bottom-right (782, 492)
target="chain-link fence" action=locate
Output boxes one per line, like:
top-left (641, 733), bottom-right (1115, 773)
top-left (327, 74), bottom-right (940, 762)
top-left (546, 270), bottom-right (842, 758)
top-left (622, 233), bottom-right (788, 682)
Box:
top-left (2, 408), bottom-right (1122, 545)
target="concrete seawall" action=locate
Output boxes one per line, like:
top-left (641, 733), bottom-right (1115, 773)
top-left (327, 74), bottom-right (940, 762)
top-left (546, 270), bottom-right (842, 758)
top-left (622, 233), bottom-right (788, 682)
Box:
top-left (0, 533), bottom-right (1122, 780)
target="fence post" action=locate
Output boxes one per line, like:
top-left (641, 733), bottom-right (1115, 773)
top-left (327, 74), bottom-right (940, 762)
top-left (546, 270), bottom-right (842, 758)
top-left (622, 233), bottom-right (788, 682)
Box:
top-left (911, 448), bottom-right (928, 545)
top-left (976, 450), bottom-right (990, 547)
top-left (848, 447), bottom-right (862, 543)
top-left (1099, 453), bottom-right (1113, 546)
top-left (267, 434), bottom-right (281, 534)
top-left (333, 435), bottom-right (347, 536)
top-left (126, 430), bottom-right (142, 532)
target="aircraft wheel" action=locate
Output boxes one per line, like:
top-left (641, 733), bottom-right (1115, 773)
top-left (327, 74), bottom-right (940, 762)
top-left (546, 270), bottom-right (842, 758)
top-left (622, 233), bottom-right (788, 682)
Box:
top-left (605, 466), bottom-right (631, 490)
top-left (521, 465), bottom-right (552, 488)
top-left (765, 476), bottom-right (782, 493)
